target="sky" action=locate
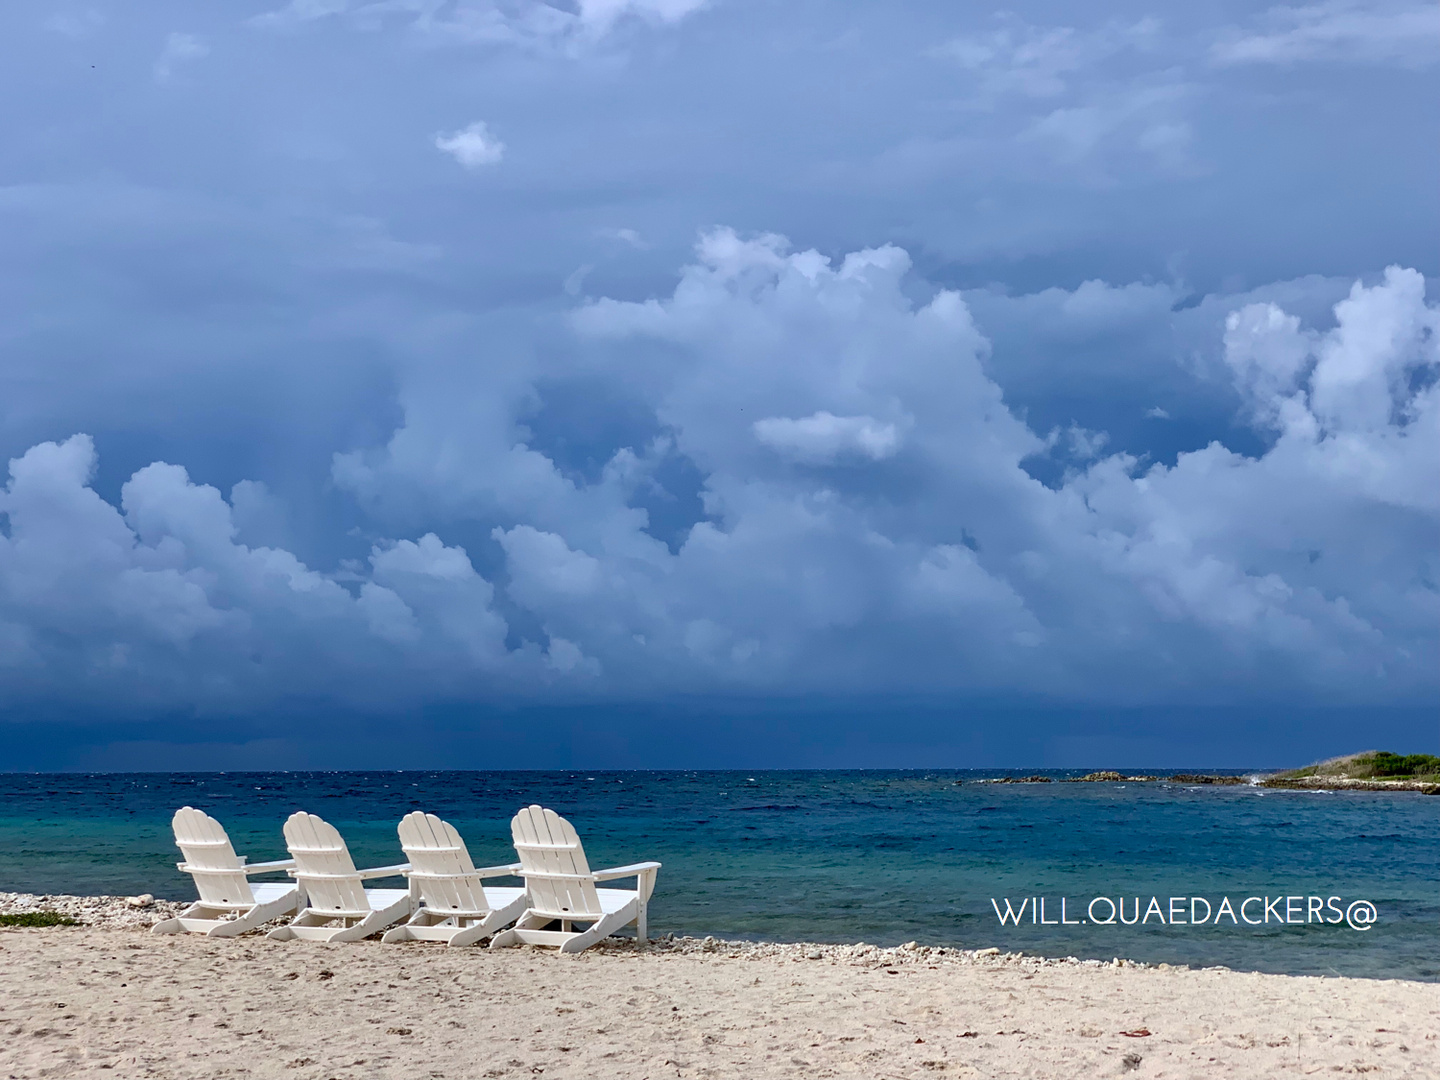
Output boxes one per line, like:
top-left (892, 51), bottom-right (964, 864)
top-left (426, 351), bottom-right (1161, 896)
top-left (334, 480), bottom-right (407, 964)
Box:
top-left (0, 0), bottom-right (1436, 769)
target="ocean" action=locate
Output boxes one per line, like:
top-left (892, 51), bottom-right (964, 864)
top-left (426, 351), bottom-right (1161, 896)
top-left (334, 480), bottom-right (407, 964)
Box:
top-left (1, 769), bottom-right (1434, 980)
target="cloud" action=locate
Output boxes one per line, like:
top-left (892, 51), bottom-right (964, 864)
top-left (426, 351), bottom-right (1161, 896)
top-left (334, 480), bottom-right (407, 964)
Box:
top-left (753, 412), bottom-right (901, 464)
top-left (253, 0), bottom-right (709, 48)
top-left (153, 32), bottom-right (209, 82)
top-left (562, 265), bottom-right (593, 297)
top-left (597, 227), bottom-right (648, 249)
top-left (435, 121), bottom-right (505, 168)
top-left (1067, 267), bottom-right (1438, 684)
top-left (1212, 2), bottom-right (1440, 66)
top-left (1022, 84), bottom-right (1194, 173)
top-left (3, 0), bottom-right (1434, 751)
top-left (1221, 301), bottom-right (1314, 427)
top-left (927, 15), bottom-right (1196, 179)
top-left (1062, 424), bottom-right (1110, 461)
top-left (0, 234), bottom-right (1434, 715)
top-left (345, 231), bottom-right (1435, 702)
top-left (1222, 267), bottom-right (1438, 438)
top-left (576, 0), bottom-right (709, 33)
top-left (0, 435), bottom-right (544, 713)
top-left (250, 0), bottom-right (347, 25)
top-left (44, 9), bottom-right (105, 37)
top-left (935, 16), bottom-right (1160, 99)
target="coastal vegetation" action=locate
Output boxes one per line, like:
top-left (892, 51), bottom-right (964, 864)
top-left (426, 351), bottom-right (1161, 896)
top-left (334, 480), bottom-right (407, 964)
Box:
top-left (1258, 751), bottom-right (1440, 793)
top-left (1269, 751), bottom-right (1440, 781)
top-left (0, 911), bottom-right (80, 928)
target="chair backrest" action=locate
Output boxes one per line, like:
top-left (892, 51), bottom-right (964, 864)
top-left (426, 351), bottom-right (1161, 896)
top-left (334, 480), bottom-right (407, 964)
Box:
top-left (172, 806), bottom-right (257, 907)
top-left (397, 812), bottom-right (492, 916)
top-left (283, 811), bottom-right (369, 916)
top-left (510, 805), bottom-right (602, 919)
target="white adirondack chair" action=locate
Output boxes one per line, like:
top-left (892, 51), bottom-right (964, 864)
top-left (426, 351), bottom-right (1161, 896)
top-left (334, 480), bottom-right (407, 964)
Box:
top-left (152, 806), bottom-right (300, 937)
top-left (267, 811), bottom-right (412, 942)
top-left (489, 804), bottom-right (660, 954)
top-left (381, 811), bottom-right (528, 946)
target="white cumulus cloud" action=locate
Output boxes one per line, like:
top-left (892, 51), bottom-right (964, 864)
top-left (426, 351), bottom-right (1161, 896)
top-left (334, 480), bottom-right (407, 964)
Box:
top-left (435, 121), bottom-right (505, 168)
top-left (1, 235), bottom-right (1435, 713)
top-left (753, 412), bottom-right (901, 464)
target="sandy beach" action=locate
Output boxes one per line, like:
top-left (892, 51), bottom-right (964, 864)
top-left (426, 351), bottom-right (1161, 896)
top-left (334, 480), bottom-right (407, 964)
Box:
top-left (1, 895), bottom-right (1436, 1079)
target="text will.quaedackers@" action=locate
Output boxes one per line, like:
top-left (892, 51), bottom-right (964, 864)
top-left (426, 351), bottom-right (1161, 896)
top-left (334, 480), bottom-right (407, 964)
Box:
top-left (990, 896), bottom-right (1379, 931)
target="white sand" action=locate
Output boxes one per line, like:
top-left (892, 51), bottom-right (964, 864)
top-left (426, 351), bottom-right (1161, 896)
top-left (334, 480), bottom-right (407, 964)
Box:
top-left (1, 897), bottom-right (1436, 1078)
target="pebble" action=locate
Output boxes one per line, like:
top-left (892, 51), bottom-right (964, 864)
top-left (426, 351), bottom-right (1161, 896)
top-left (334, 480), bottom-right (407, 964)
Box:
top-left (0, 891), bottom-right (183, 931)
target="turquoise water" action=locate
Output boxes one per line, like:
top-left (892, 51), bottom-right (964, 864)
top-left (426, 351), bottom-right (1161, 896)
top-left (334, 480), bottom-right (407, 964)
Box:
top-left (1, 770), bottom-right (1435, 980)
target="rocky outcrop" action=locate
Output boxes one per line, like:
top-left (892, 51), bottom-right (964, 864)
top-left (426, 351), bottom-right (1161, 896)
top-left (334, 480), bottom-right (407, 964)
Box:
top-left (1259, 776), bottom-right (1440, 794)
top-left (982, 775), bottom-right (1054, 783)
top-left (1070, 772), bottom-right (1160, 782)
top-left (1168, 774), bottom-right (1248, 785)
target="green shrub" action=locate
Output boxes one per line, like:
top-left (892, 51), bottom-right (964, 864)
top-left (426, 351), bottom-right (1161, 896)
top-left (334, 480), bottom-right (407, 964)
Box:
top-left (0, 911), bottom-right (81, 928)
top-left (1364, 752), bottom-right (1440, 778)
top-left (1270, 751), bottom-right (1440, 782)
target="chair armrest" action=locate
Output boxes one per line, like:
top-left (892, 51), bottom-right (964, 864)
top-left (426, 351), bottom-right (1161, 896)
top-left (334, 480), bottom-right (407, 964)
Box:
top-left (472, 862), bottom-right (524, 878)
top-left (243, 859), bottom-right (297, 874)
top-left (592, 861), bottom-right (662, 881)
top-left (356, 863), bottom-right (411, 880)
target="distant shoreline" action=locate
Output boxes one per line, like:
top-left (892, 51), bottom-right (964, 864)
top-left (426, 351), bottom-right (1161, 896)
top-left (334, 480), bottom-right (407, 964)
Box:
top-left (965, 753), bottom-right (1440, 793)
top-left (967, 773), bottom-right (1440, 793)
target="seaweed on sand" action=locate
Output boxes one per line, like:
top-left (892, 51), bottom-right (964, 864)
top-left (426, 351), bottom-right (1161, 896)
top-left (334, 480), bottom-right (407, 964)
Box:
top-left (0, 911), bottom-right (81, 928)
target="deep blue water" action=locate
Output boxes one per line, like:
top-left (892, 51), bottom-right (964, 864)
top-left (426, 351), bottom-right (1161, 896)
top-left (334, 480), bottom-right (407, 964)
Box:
top-left (1, 769), bottom-right (1435, 980)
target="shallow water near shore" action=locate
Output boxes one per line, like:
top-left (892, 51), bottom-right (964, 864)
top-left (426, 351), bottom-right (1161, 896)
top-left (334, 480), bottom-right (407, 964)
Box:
top-left (1, 769), bottom-right (1435, 980)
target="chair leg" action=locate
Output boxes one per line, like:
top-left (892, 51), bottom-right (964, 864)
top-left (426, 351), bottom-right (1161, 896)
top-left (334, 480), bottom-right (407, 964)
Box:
top-left (267, 909), bottom-right (329, 941)
top-left (323, 916), bottom-right (378, 944)
top-left (206, 893), bottom-right (297, 938)
top-left (445, 921), bottom-right (490, 948)
top-left (559, 902), bottom-right (638, 954)
top-left (152, 902), bottom-right (207, 935)
top-left (489, 910), bottom-right (548, 949)
top-left (463, 892), bottom-right (528, 946)
top-left (326, 898), bottom-right (411, 943)
top-left (206, 915), bottom-right (257, 938)
top-left (383, 908), bottom-right (439, 942)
